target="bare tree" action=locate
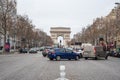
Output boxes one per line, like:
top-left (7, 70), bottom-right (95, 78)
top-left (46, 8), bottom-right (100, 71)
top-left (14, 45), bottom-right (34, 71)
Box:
top-left (0, 0), bottom-right (16, 52)
top-left (72, 5), bottom-right (120, 47)
top-left (16, 15), bottom-right (35, 48)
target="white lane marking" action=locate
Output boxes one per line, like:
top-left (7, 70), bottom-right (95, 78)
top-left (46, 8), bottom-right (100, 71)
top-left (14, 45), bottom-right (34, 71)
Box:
top-left (55, 65), bottom-right (69, 80)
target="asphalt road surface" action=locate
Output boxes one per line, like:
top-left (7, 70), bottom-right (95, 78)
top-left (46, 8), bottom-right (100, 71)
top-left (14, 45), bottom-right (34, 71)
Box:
top-left (0, 52), bottom-right (120, 80)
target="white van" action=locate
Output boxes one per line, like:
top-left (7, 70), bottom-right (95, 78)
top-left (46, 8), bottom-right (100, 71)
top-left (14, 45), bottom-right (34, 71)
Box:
top-left (82, 45), bottom-right (109, 60)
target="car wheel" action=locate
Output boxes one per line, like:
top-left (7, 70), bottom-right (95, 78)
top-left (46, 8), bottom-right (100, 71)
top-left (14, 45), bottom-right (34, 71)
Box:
top-left (49, 58), bottom-right (53, 60)
top-left (43, 54), bottom-right (46, 57)
top-left (43, 54), bottom-right (47, 57)
top-left (80, 54), bottom-right (83, 58)
top-left (68, 58), bottom-right (71, 60)
top-left (95, 57), bottom-right (98, 60)
top-left (85, 57), bottom-right (88, 60)
top-left (105, 55), bottom-right (108, 60)
top-left (56, 56), bottom-right (61, 61)
top-left (75, 56), bottom-right (79, 60)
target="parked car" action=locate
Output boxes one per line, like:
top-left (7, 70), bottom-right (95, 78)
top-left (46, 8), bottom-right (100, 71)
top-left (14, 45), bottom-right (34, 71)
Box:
top-left (47, 48), bottom-right (80, 61)
top-left (83, 45), bottom-right (109, 60)
top-left (114, 52), bottom-right (120, 57)
top-left (29, 48), bottom-right (37, 53)
top-left (39, 47), bottom-right (45, 51)
top-left (19, 48), bottom-right (28, 53)
top-left (109, 50), bottom-right (115, 56)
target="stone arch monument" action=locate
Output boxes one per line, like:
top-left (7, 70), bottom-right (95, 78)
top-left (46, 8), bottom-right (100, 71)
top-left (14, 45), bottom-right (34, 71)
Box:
top-left (50, 27), bottom-right (71, 46)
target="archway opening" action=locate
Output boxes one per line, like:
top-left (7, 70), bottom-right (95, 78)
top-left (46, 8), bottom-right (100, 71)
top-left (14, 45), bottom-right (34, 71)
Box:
top-left (57, 36), bottom-right (64, 47)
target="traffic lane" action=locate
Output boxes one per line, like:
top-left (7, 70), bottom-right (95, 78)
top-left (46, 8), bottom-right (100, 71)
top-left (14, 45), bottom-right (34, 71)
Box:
top-left (1, 60), bottom-right (60, 80)
top-left (34, 57), bottom-right (120, 80)
top-left (1, 59), bottom-right (59, 80)
top-left (0, 53), bottom-right (61, 80)
top-left (61, 57), bottom-right (120, 80)
top-left (0, 53), bottom-right (45, 80)
top-left (0, 53), bottom-right (120, 80)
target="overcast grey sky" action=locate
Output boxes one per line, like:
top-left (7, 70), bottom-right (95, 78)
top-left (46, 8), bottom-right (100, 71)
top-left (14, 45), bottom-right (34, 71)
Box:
top-left (17, 0), bottom-right (119, 38)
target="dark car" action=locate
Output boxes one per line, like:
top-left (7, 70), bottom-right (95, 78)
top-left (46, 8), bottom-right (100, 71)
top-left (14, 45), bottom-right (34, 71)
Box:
top-left (19, 48), bottom-right (28, 53)
top-left (114, 48), bottom-right (120, 58)
top-left (47, 48), bottom-right (80, 61)
top-left (42, 46), bottom-right (53, 57)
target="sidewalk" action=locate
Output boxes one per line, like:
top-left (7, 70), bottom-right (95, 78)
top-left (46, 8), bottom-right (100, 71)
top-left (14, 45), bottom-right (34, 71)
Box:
top-left (0, 49), bottom-right (18, 54)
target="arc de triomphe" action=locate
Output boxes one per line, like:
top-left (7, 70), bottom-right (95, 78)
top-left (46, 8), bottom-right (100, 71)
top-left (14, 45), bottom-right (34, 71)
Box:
top-left (50, 27), bottom-right (71, 46)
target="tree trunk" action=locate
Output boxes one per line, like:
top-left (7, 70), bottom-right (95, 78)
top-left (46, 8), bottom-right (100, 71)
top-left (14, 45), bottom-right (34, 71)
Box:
top-left (3, 34), bottom-right (6, 53)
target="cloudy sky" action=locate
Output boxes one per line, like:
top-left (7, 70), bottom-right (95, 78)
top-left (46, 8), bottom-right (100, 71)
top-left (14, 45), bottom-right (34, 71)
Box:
top-left (17, 0), bottom-right (119, 38)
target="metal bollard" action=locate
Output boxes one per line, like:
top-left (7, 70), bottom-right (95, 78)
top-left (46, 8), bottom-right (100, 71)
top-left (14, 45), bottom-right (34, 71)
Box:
top-left (55, 65), bottom-right (69, 80)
